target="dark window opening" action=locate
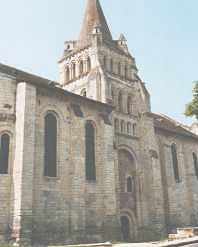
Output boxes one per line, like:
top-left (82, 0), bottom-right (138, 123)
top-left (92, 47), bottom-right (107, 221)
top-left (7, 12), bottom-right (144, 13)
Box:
top-left (44, 113), bottom-right (57, 177)
top-left (85, 121), bottom-right (96, 181)
top-left (87, 57), bottom-right (91, 72)
top-left (121, 216), bottom-right (131, 242)
top-left (0, 134), bottom-right (10, 174)
top-left (72, 63), bottom-right (76, 78)
top-left (127, 122), bottom-right (132, 135)
top-left (110, 59), bottom-right (114, 73)
top-left (114, 119), bottom-right (119, 133)
top-left (193, 152), bottom-right (198, 179)
top-left (127, 176), bottom-right (133, 192)
top-left (118, 92), bottom-right (123, 112)
top-left (171, 143), bottom-right (180, 183)
top-left (79, 60), bottom-right (84, 74)
top-left (127, 96), bottom-right (132, 114)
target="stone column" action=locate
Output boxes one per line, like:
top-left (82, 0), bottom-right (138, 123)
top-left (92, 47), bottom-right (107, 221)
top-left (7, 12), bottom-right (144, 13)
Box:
top-left (12, 82), bottom-right (36, 243)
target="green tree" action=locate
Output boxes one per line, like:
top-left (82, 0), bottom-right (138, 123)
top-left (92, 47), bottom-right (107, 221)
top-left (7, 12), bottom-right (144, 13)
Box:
top-left (185, 81), bottom-right (198, 120)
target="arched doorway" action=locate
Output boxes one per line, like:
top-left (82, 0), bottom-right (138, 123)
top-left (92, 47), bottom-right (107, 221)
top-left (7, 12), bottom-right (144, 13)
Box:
top-left (121, 216), bottom-right (131, 242)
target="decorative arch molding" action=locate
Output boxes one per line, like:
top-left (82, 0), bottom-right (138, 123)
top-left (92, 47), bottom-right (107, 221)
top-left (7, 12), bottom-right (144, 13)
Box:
top-left (117, 144), bottom-right (139, 168)
top-left (38, 104), bottom-right (68, 124)
top-left (120, 209), bottom-right (138, 239)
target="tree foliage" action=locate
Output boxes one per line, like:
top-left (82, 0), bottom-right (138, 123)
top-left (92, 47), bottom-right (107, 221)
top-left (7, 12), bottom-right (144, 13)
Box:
top-left (185, 81), bottom-right (198, 120)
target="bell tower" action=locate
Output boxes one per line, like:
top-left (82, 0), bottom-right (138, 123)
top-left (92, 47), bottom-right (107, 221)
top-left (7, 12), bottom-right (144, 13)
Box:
top-left (59, 1), bottom-right (141, 104)
top-left (58, 0), bottom-right (150, 113)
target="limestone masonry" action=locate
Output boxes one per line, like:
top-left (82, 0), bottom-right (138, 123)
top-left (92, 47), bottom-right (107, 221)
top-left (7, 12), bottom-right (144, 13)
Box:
top-left (0, 0), bottom-right (198, 244)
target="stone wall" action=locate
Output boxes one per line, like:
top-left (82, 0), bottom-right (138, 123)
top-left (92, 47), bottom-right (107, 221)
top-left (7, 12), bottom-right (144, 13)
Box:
top-left (156, 130), bottom-right (198, 231)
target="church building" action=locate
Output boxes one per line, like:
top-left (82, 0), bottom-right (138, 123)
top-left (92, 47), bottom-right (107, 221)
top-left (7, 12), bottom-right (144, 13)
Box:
top-left (0, 0), bottom-right (198, 244)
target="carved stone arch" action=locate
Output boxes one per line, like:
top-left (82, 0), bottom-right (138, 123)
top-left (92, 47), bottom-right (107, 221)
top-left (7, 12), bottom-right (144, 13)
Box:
top-left (118, 145), bottom-right (138, 169)
top-left (39, 104), bottom-right (67, 124)
top-left (120, 209), bottom-right (138, 241)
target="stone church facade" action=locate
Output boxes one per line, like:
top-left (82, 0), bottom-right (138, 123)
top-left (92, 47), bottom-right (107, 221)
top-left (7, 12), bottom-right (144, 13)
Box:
top-left (0, 0), bottom-right (198, 244)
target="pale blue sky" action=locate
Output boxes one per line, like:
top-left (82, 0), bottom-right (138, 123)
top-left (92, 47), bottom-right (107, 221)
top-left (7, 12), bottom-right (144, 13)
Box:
top-left (0, 0), bottom-right (197, 125)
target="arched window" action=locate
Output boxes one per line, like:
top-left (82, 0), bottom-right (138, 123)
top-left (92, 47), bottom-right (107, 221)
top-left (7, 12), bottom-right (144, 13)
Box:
top-left (118, 62), bottom-right (121, 75)
top-left (127, 96), bottom-right (133, 114)
top-left (193, 152), bottom-right (198, 179)
top-left (81, 88), bottom-right (87, 97)
top-left (85, 121), bottom-right (96, 181)
top-left (127, 122), bottom-right (132, 135)
top-left (110, 58), bottom-right (114, 73)
top-left (171, 143), bottom-right (180, 182)
top-left (44, 113), bottom-right (57, 177)
top-left (72, 63), bottom-right (76, 79)
top-left (66, 67), bottom-right (70, 81)
top-left (121, 120), bottom-right (125, 133)
top-left (87, 57), bottom-right (91, 72)
top-left (114, 118), bottom-right (119, 133)
top-left (79, 60), bottom-right (84, 74)
top-left (0, 134), bottom-right (10, 174)
top-left (126, 176), bottom-right (133, 192)
top-left (118, 91), bottom-right (123, 112)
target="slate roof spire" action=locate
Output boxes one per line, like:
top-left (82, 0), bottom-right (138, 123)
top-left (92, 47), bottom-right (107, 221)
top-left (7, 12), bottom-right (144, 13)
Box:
top-left (78, 0), bottom-right (112, 47)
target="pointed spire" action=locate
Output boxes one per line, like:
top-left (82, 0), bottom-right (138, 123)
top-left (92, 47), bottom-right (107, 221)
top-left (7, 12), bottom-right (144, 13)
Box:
top-left (78, 0), bottom-right (112, 47)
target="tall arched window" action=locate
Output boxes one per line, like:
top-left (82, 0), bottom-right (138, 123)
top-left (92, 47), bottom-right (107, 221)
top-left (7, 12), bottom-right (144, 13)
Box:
top-left (72, 63), bottom-right (76, 79)
top-left (87, 57), bottom-right (91, 72)
top-left (171, 143), bottom-right (180, 182)
top-left (127, 96), bottom-right (133, 114)
top-left (118, 62), bottom-right (121, 75)
top-left (85, 121), bottom-right (96, 181)
top-left (44, 113), bottom-right (57, 177)
top-left (121, 120), bottom-right (125, 133)
top-left (126, 176), bottom-right (133, 192)
top-left (0, 134), bottom-right (10, 174)
top-left (79, 60), bottom-right (84, 74)
top-left (114, 119), bottom-right (119, 133)
top-left (133, 123), bottom-right (137, 136)
top-left (193, 152), bottom-right (198, 179)
top-left (118, 91), bottom-right (123, 112)
top-left (114, 118), bottom-right (119, 132)
top-left (66, 67), bottom-right (70, 81)
top-left (127, 122), bottom-right (132, 135)
top-left (110, 58), bottom-right (114, 73)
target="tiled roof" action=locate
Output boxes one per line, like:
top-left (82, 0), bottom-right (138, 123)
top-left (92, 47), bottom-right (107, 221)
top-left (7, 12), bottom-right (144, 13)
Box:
top-left (78, 0), bottom-right (112, 47)
top-left (152, 113), bottom-right (198, 140)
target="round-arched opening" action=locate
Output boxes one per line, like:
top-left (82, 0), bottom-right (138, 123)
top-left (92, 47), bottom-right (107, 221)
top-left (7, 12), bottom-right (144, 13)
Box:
top-left (120, 215), bottom-right (131, 242)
